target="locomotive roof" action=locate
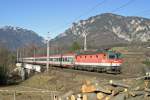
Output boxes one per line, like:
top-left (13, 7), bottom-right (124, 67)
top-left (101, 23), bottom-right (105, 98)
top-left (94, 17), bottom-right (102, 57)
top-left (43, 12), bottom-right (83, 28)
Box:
top-left (75, 49), bottom-right (115, 55)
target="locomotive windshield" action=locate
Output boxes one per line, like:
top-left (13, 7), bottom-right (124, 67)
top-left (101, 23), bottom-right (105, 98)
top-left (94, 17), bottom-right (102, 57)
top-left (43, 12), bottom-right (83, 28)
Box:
top-left (109, 53), bottom-right (116, 59)
top-left (108, 52), bottom-right (122, 59)
top-left (116, 53), bottom-right (123, 59)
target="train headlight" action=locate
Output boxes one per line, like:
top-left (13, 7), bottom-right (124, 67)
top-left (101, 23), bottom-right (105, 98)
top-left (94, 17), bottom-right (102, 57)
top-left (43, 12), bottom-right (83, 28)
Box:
top-left (146, 72), bottom-right (150, 76)
top-left (109, 80), bottom-right (113, 84)
top-left (146, 72), bottom-right (149, 76)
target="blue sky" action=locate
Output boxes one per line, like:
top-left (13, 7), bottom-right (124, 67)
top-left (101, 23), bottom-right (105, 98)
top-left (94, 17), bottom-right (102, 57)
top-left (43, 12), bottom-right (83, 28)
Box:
top-left (0, 0), bottom-right (150, 39)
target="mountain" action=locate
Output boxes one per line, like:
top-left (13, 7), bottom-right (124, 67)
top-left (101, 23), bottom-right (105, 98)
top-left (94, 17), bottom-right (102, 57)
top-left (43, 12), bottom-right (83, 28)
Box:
top-left (0, 26), bottom-right (44, 50)
top-left (52, 13), bottom-right (150, 49)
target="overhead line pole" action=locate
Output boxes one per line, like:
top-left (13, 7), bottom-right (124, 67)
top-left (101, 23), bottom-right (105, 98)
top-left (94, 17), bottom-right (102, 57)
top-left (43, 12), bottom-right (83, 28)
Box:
top-left (17, 49), bottom-right (19, 63)
top-left (83, 30), bottom-right (87, 51)
top-left (83, 26), bottom-right (88, 51)
top-left (33, 48), bottom-right (36, 63)
top-left (46, 32), bottom-right (50, 72)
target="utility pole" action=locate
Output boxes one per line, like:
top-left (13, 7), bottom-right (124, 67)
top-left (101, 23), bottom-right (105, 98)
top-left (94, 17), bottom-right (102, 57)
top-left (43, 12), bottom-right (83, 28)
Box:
top-left (33, 48), bottom-right (36, 62)
top-left (17, 49), bottom-right (19, 63)
top-left (46, 32), bottom-right (50, 72)
top-left (20, 49), bottom-right (22, 62)
top-left (83, 29), bottom-right (88, 51)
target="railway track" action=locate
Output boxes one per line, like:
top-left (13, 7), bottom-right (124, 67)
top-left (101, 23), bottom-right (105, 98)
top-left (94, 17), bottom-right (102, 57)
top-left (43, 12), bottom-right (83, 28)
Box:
top-left (48, 66), bottom-right (136, 80)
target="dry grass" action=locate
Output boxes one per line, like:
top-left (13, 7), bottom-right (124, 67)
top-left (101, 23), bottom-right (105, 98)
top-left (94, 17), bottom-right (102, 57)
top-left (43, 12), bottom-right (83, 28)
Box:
top-left (0, 46), bottom-right (149, 100)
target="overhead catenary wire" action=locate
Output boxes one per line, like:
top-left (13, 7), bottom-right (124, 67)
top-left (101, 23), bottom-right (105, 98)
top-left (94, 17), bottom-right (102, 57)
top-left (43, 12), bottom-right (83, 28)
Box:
top-left (111, 0), bottom-right (136, 13)
top-left (46, 0), bottom-right (150, 41)
top-left (134, 9), bottom-right (150, 15)
top-left (132, 9), bottom-right (150, 17)
top-left (49, 0), bottom-right (109, 33)
top-left (50, 0), bottom-right (138, 34)
top-left (72, 0), bottom-right (109, 22)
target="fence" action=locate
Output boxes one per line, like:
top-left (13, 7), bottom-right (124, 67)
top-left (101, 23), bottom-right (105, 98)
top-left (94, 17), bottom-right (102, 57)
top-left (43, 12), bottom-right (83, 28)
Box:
top-left (0, 89), bottom-right (60, 100)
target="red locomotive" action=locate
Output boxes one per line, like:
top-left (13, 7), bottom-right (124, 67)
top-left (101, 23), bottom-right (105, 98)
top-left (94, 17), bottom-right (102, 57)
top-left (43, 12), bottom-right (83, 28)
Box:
top-left (21, 50), bottom-right (123, 74)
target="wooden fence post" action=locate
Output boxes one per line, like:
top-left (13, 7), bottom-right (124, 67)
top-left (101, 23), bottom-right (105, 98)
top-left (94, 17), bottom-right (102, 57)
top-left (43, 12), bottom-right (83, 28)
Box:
top-left (14, 91), bottom-right (16, 100)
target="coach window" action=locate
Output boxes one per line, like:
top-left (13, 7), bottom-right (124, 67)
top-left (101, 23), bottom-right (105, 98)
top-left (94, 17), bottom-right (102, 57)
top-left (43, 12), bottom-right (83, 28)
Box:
top-left (67, 58), bottom-right (69, 62)
top-left (39, 59), bottom-right (41, 61)
top-left (43, 59), bottom-right (46, 61)
top-left (54, 58), bottom-right (57, 61)
top-left (63, 58), bottom-right (65, 62)
top-left (59, 58), bottom-right (61, 61)
top-left (68, 58), bottom-right (70, 62)
top-left (71, 58), bottom-right (74, 62)
top-left (69, 58), bottom-right (73, 62)
top-left (65, 58), bottom-right (68, 62)
top-left (65, 58), bottom-right (67, 62)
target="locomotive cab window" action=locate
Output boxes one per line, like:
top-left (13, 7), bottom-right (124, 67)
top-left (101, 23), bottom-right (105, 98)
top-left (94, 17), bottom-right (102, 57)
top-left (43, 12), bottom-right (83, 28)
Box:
top-left (109, 54), bottom-right (116, 59)
top-left (116, 53), bottom-right (123, 59)
top-left (68, 57), bottom-right (73, 62)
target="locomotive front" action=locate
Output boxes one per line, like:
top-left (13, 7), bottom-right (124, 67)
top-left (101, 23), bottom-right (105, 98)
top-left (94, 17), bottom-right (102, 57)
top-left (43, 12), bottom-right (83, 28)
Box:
top-left (106, 51), bottom-right (123, 73)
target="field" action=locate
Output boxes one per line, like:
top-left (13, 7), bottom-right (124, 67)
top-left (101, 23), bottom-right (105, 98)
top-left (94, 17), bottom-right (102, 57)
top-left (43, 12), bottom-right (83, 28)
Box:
top-left (0, 46), bottom-right (150, 100)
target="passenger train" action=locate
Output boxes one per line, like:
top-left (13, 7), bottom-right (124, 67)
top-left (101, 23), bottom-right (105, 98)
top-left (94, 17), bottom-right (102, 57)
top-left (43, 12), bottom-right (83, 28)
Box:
top-left (19, 50), bottom-right (123, 74)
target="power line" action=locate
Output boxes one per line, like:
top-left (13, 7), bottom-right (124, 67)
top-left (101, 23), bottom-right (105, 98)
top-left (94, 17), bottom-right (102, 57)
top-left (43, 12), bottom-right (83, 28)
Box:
top-left (72, 0), bottom-right (109, 22)
top-left (50, 0), bottom-right (138, 35)
top-left (124, 9), bottom-right (150, 18)
top-left (49, 0), bottom-right (109, 33)
top-left (134, 9), bottom-right (150, 15)
top-left (141, 13), bottom-right (150, 18)
top-left (111, 0), bottom-right (136, 13)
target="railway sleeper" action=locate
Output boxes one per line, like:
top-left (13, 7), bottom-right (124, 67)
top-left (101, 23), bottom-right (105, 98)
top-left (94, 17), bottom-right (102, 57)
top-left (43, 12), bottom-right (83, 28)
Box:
top-left (74, 65), bottom-right (94, 72)
top-left (85, 66), bottom-right (94, 72)
top-left (72, 65), bottom-right (120, 74)
top-left (106, 66), bottom-right (121, 74)
top-left (93, 67), bottom-right (106, 73)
